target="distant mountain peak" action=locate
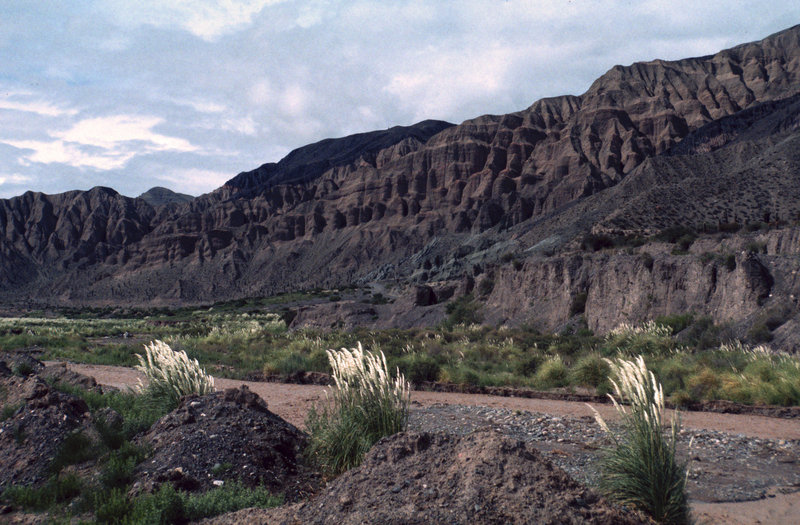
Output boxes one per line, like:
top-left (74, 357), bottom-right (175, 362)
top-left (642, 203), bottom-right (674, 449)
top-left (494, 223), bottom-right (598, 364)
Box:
top-left (137, 186), bottom-right (194, 207)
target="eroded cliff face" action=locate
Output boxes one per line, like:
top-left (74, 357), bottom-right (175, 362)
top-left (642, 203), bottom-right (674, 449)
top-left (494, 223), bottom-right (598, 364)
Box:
top-left (1, 26), bottom-right (799, 324)
top-left (475, 227), bottom-right (799, 347)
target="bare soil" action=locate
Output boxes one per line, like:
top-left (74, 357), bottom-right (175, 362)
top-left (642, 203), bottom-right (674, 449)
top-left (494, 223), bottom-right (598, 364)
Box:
top-left (57, 362), bottom-right (800, 524)
top-left (205, 430), bottom-right (650, 525)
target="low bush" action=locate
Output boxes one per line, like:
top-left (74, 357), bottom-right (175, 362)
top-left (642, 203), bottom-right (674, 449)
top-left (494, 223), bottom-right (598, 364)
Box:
top-left (1, 474), bottom-right (83, 511)
top-left (1, 402), bottom-right (22, 421)
top-left (570, 354), bottom-right (610, 389)
top-left (534, 356), bottom-right (568, 389)
top-left (397, 353), bottom-right (441, 385)
top-left (723, 253), bottom-right (736, 271)
top-left (443, 295), bottom-right (481, 328)
top-left (581, 233), bottom-right (615, 252)
top-left (591, 356), bottom-right (690, 524)
top-left (603, 321), bottom-right (675, 357)
top-left (50, 430), bottom-right (102, 474)
top-left (747, 322), bottom-right (773, 344)
top-left (306, 342), bottom-right (410, 475)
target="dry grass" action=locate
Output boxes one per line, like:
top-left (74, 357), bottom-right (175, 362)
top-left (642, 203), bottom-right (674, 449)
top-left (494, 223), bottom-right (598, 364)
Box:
top-left (135, 340), bottom-right (215, 408)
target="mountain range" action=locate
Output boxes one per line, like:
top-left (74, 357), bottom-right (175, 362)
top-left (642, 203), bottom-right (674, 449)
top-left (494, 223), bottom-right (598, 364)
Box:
top-left (2, 25), bottom-right (799, 347)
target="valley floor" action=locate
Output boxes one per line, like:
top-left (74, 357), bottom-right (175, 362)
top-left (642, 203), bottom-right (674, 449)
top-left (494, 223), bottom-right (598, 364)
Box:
top-left (58, 362), bottom-right (800, 525)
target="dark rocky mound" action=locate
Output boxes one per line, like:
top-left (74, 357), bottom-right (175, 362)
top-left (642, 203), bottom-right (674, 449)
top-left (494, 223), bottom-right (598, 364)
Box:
top-left (134, 386), bottom-right (320, 501)
top-left (137, 186), bottom-right (195, 207)
top-left (0, 375), bottom-right (93, 488)
top-left (208, 430), bottom-right (648, 525)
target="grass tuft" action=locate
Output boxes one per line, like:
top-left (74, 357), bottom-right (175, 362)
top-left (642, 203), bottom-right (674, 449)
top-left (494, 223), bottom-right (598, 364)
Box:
top-left (306, 342), bottom-right (410, 475)
top-left (591, 356), bottom-right (690, 524)
top-left (135, 340), bottom-right (215, 409)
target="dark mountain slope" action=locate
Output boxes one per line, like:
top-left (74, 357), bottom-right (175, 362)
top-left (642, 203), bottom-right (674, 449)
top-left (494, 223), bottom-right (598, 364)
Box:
top-left (222, 119), bottom-right (454, 195)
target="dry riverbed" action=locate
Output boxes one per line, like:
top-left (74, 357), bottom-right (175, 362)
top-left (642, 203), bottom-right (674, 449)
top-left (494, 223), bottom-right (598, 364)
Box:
top-left (59, 362), bottom-right (800, 525)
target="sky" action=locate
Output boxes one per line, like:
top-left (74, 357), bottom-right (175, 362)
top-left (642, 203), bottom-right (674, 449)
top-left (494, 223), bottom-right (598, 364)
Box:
top-left (1, 1), bottom-right (798, 199)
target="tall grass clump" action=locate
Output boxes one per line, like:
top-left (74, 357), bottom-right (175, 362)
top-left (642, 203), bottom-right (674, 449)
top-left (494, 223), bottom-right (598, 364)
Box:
top-left (135, 340), bottom-right (215, 409)
top-left (306, 342), bottom-right (410, 476)
top-left (591, 356), bottom-right (690, 524)
top-left (604, 321), bottom-right (675, 357)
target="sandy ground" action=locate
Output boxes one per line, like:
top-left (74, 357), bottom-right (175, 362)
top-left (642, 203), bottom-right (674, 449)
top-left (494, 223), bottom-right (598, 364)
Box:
top-left (57, 362), bottom-right (800, 525)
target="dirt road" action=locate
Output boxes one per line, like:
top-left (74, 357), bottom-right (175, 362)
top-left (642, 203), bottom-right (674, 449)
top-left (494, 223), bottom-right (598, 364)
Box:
top-left (57, 362), bottom-right (800, 525)
top-left (63, 362), bottom-right (800, 440)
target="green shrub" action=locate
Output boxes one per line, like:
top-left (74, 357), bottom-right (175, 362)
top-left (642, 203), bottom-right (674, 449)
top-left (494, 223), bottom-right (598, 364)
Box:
top-left (534, 356), bottom-right (568, 389)
top-left (687, 368), bottom-right (722, 401)
top-left (94, 487), bottom-right (133, 523)
top-left (1, 474), bottom-right (82, 510)
top-left (747, 323), bottom-right (773, 344)
top-left (477, 278), bottom-right (495, 296)
top-left (50, 430), bottom-right (102, 474)
top-left (120, 481), bottom-right (281, 524)
top-left (676, 234), bottom-right (696, 252)
top-left (274, 353), bottom-right (311, 375)
top-left (398, 353), bottom-right (441, 384)
top-left (723, 254), bottom-right (736, 271)
top-left (581, 234), bottom-right (614, 252)
top-left (443, 295), bottom-right (481, 329)
top-left (100, 443), bottom-right (148, 489)
top-left (656, 226), bottom-right (696, 244)
top-left (369, 293), bottom-right (389, 305)
top-left (127, 482), bottom-right (185, 525)
top-left (591, 356), bottom-right (690, 524)
top-left (681, 316), bottom-right (721, 349)
top-left (1, 402), bottom-right (22, 421)
top-left (181, 481), bottom-right (282, 520)
top-left (135, 340), bottom-right (215, 409)
top-left (603, 321), bottom-right (675, 357)
top-left (12, 361), bottom-right (35, 377)
top-left (654, 357), bottom-right (694, 397)
top-left (514, 354), bottom-right (544, 377)
top-left (570, 354), bottom-right (611, 389)
top-left (306, 342), bottom-right (410, 475)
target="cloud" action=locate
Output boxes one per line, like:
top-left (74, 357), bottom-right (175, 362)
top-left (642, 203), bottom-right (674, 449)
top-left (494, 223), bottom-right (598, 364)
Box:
top-left (3, 115), bottom-right (197, 171)
top-left (5, 139), bottom-right (135, 170)
top-left (221, 116), bottom-right (258, 136)
top-left (56, 115), bottom-right (196, 152)
top-left (0, 172), bottom-right (33, 199)
top-left (383, 44), bottom-right (515, 121)
top-left (156, 168), bottom-right (232, 195)
top-left (103, 0), bottom-right (283, 41)
top-left (0, 96), bottom-right (78, 118)
top-left (0, 173), bottom-right (31, 185)
top-left (182, 99), bottom-right (227, 114)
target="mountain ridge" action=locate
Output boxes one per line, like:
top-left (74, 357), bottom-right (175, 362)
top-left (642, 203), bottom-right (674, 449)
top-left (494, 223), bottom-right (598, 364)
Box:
top-left (1, 25), bottom-right (799, 345)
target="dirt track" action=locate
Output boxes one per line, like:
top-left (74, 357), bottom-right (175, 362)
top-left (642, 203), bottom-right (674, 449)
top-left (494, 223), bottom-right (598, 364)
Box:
top-left (63, 362), bottom-right (800, 440)
top-left (57, 362), bottom-right (800, 525)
